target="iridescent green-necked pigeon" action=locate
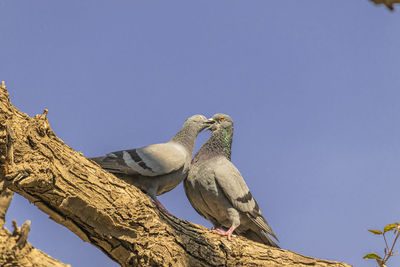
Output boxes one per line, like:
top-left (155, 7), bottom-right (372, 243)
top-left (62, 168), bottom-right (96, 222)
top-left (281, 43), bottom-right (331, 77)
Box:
top-left (184, 113), bottom-right (279, 247)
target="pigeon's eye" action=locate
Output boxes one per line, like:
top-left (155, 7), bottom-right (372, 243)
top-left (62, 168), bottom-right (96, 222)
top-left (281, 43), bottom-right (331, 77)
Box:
top-left (219, 118), bottom-right (225, 122)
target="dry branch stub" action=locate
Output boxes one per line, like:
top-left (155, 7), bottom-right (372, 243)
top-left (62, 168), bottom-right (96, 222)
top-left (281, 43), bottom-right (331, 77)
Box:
top-left (371, 0), bottom-right (400, 10)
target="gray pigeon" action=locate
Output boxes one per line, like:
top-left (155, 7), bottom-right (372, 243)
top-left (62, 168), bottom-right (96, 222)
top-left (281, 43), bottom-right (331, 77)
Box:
top-left (184, 113), bottom-right (279, 247)
top-left (91, 115), bottom-right (213, 213)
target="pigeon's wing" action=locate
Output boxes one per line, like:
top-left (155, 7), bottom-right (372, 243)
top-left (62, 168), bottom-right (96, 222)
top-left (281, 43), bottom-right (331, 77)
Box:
top-left (91, 142), bottom-right (187, 177)
top-left (213, 158), bottom-right (278, 241)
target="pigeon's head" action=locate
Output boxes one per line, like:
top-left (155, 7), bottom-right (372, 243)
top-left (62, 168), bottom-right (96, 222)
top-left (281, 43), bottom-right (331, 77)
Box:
top-left (208, 113), bottom-right (233, 132)
top-left (184, 115), bottom-right (215, 131)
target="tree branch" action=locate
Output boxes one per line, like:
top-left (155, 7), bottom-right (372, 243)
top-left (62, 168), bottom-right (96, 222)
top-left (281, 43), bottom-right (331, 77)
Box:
top-left (0, 83), bottom-right (351, 266)
top-left (370, 0), bottom-right (400, 10)
top-left (0, 181), bottom-right (68, 266)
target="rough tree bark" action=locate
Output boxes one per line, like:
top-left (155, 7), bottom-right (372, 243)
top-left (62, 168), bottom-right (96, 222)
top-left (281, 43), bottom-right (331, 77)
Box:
top-left (0, 181), bottom-right (69, 267)
top-left (0, 82), bottom-right (351, 267)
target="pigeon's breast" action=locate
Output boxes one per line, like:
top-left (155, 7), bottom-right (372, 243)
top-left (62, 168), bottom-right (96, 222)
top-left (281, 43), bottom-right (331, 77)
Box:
top-left (187, 161), bottom-right (235, 227)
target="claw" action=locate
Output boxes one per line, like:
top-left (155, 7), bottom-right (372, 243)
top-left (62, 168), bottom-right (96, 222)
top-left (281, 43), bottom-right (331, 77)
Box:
top-left (212, 225), bottom-right (238, 240)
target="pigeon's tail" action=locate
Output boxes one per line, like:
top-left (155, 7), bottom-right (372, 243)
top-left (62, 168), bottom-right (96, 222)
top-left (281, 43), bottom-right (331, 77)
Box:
top-left (90, 154), bottom-right (139, 175)
top-left (243, 229), bottom-right (280, 248)
top-left (90, 156), bottom-right (121, 173)
top-left (249, 215), bottom-right (279, 240)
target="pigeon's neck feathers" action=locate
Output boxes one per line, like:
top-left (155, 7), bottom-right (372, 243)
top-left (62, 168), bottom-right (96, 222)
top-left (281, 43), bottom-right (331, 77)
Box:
top-left (169, 122), bottom-right (201, 154)
top-left (194, 127), bottom-right (233, 162)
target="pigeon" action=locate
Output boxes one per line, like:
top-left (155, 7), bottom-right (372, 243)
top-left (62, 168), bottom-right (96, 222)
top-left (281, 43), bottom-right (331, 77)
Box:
top-left (91, 115), bottom-right (214, 213)
top-left (184, 113), bottom-right (279, 247)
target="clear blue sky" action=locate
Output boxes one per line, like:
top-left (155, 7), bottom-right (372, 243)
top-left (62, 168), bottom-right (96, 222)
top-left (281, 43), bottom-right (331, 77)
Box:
top-left (1, 1), bottom-right (400, 266)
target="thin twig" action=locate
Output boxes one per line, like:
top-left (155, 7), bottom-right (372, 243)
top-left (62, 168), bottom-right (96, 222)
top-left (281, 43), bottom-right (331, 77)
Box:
top-left (383, 229), bottom-right (400, 264)
top-left (383, 233), bottom-right (390, 253)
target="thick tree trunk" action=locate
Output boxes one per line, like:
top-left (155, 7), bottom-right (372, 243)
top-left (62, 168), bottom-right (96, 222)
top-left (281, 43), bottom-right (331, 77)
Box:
top-left (0, 182), bottom-right (68, 267)
top-left (0, 82), bottom-right (351, 267)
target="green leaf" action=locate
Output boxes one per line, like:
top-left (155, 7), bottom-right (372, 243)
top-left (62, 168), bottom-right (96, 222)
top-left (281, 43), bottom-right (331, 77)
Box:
top-left (363, 253), bottom-right (381, 260)
top-left (384, 223), bottom-right (398, 233)
top-left (368, 229), bottom-right (383, 235)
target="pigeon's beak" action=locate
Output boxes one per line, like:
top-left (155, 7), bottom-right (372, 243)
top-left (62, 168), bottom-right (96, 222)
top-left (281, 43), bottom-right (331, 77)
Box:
top-left (204, 118), bottom-right (216, 130)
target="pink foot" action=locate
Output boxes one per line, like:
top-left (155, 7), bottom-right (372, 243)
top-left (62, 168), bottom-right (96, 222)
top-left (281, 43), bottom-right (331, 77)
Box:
top-left (154, 198), bottom-right (171, 216)
top-left (212, 225), bottom-right (238, 240)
